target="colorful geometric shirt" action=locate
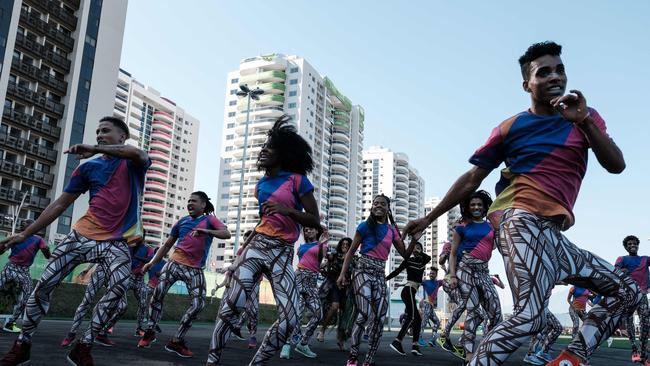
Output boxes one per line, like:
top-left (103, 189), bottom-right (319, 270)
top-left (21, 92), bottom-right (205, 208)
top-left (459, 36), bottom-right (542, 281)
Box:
top-left (255, 171), bottom-right (314, 243)
top-left (9, 235), bottom-right (47, 267)
top-left (169, 215), bottom-right (227, 269)
top-left (570, 286), bottom-right (591, 310)
top-left (422, 279), bottom-right (444, 303)
top-left (455, 221), bottom-right (495, 263)
top-left (131, 244), bottom-right (157, 275)
top-left (64, 156), bottom-right (150, 242)
top-left (469, 108), bottom-right (608, 230)
top-left (357, 221), bottom-right (399, 262)
top-left (297, 241), bottom-right (322, 273)
top-left (615, 255), bottom-right (649, 293)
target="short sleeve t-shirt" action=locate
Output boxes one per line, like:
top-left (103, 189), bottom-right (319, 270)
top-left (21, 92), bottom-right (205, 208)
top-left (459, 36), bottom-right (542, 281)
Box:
top-left (131, 245), bottom-right (156, 275)
top-left (422, 279), bottom-right (444, 303)
top-left (297, 242), bottom-right (321, 273)
top-left (571, 286), bottom-right (591, 310)
top-left (255, 172), bottom-right (314, 243)
top-left (455, 221), bottom-right (495, 263)
top-left (169, 215), bottom-right (227, 269)
top-left (65, 156), bottom-right (151, 242)
top-left (9, 235), bottom-right (47, 266)
top-left (356, 221), bottom-right (399, 261)
top-left (469, 108), bottom-right (608, 230)
top-left (615, 255), bottom-right (649, 293)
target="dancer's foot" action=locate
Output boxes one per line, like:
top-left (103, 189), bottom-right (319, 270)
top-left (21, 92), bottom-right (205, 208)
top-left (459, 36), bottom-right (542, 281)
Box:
top-left (1, 340), bottom-right (31, 366)
top-left (546, 350), bottom-right (588, 366)
top-left (523, 353), bottom-right (545, 365)
top-left (94, 334), bottom-right (115, 347)
top-left (67, 342), bottom-right (94, 366)
top-left (280, 344), bottom-right (291, 359)
top-left (247, 336), bottom-right (257, 349)
top-left (231, 328), bottom-right (245, 340)
top-left (316, 331), bottom-right (325, 342)
top-left (1, 322), bottom-right (20, 333)
top-left (133, 328), bottom-right (145, 337)
top-left (437, 335), bottom-right (453, 353)
top-left (61, 332), bottom-right (77, 347)
top-left (389, 339), bottom-right (406, 355)
top-left (411, 344), bottom-right (423, 356)
top-left (417, 338), bottom-right (427, 347)
top-left (165, 339), bottom-right (194, 358)
top-left (535, 350), bottom-right (553, 362)
top-left (295, 343), bottom-right (317, 358)
top-left (345, 357), bottom-right (358, 366)
top-left (137, 329), bottom-right (157, 348)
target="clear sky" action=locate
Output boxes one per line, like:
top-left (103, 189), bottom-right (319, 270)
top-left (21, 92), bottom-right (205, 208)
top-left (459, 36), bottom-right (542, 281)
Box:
top-left (119, 0), bottom-right (650, 315)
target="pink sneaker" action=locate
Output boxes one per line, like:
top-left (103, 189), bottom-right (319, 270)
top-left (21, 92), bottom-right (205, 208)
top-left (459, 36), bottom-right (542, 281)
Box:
top-left (345, 358), bottom-right (358, 366)
top-left (633, 350), bottom-right (642, 363)
top-left (61, 333), bottom-right (76, 347)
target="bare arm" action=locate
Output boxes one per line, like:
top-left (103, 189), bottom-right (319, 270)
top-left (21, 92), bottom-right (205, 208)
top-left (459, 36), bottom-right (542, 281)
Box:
top-left (492, 275), bottom-right (505, 289)
top-left (567, 291), bottom-right (573, 304)
top-left (579, 118), bottom-right (625, 173)
top-left (193, 227), bottom-right (231, 239)
top-left (337, 232), bottom-right (362, 288)
top-left (65, 144), bottom-right (149, 168)
top-left (40, 247), bottom-right (51, 259)
top-left (448, 231), bottom-right (462, 286)
top-left (143, 235), bottom-right (176, 273)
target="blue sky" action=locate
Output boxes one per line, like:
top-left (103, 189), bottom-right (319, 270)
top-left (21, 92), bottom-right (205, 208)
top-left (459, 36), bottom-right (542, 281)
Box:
top-left (120, 1), bottom-right (650, 315)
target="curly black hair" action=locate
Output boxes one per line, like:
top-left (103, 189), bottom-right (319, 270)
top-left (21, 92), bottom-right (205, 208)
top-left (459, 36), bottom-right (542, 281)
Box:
top-left (259, 115), bottom-right (314, 175)
top-left (336, 237), bottom-right (352, 254)
top-left (518, 41), bottom-right (562, 80)
top-left (622, 235), bottom-right (640, 247)
top-left (459, 190), bottom-right (493, 222)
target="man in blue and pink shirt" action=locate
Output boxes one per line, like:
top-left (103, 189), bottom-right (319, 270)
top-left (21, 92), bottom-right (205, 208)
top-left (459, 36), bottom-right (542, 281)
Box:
top-left (420, 267), bottom-right (444, 346)
top-left (0, 116), bottom-right (150, 366)
top-left (0, 220), bottom-right (50, 333)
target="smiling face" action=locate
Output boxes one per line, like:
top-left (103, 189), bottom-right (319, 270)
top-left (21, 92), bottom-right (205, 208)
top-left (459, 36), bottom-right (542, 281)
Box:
top-left (523, 54), bottom-right (567, 105)
top-left (257, 141), bottom-right (279, 170)
top-left (186, 194), bottom-right (206, 217)
top-left (371, 196), bottom-right (389, 222)
top-left (96, 121), bottom-right (127, 145)
top-left (340, 239), bottom-right (351, 254)
top-left (303, 227), bottom-right (318, 242)
top-left (625, 239), bottom-right (639, 255)
top-left (469, 197), bottom-right (485, 220)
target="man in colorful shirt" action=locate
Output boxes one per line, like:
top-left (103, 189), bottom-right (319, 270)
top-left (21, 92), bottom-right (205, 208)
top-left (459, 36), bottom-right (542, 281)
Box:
top-left (0, 116), bottom-right (150, 366)
top-left (0, 220), bottom-right (50, 333)
top-left (420, 267), bottom-right (444, 346)
top-left (405, 41), bottom-right (638, 366)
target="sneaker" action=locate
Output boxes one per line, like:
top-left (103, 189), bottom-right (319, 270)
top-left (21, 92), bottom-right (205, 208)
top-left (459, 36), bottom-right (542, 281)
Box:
top-left (438, 336), bottom-right (454, 353)
top-left (633, 350), bottom-right (642, 363)
top-left (2, 322), bottom-right (20, 333)
top-left (94, 334), bottom-right (115, 347)
top-left (428, 338), bottom-right (437, 348)
top-left (61, 332), bottom-right (77, 347)
top-left (451, 345), bottom-right (466, 360)
top-left (523, 354), bottom-right (545, 365)
top-left (165, 339), bottom-right (194, 358)
top-left (66, 342), bottom-right (94, 366)
top-left (536, 350), bottom-right (553, 362)
top-left (345, 357), bottom-right (358, 366)
top-left (546, 350), bottom-right (587, 366)
top-left (231, 328), bottom-right (245, 341)
top-left (248, 336), bottom-right (257, 349)
top-left (137, 329), bottom-right (157, 348)
top-left (1, 340), bottom-right (31, 366)
top-left (295, 343), bottom-right (317, 358)
top-left (106, 327), bottom-right (113, 335)
top-left (411, 344), bottom-right (423, 356)
top-left (280, 344), bottom-right (291, 359)
top-left (133, 328), bottom-right (145, 337)
top-left (417, 338), bottom-right (427, 347)
top-left (389, 339), bottom-right (406, 355)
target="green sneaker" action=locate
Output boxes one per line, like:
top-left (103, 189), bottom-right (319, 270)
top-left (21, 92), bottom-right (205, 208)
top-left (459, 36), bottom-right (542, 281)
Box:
top-left (437, 336), bottom-right (454, 352)
top-left (2, 322), bottom-right (21, 333)
top-left (295, 343), bottom-right (317, 358)
top-left (280, 344), bottom-right (291, 359)
top-left (452, 345), bottom-right (466, 360)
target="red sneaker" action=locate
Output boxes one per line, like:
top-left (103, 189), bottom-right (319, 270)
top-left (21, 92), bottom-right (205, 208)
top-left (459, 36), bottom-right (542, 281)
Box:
top-left (94, 334), bottom-right (115, 347)
top-left (165, 339), bottom-right (194, 358)
top-left (61, 332), bottom-right (77, 347)
top-left (66, 342), bottom-right (94, 366)
top-left (137, 329), bottom-right (157, 348)
top-left (106, 327), bottom-right (113, 335)
top-left (1, 340), bottom-right (31, 366)
top-left (546, 350), bottom-right (587, 366)
top-left (632, 349), bottom-right (642, 363)
top-left (133, 328), bottom-right (145, 337)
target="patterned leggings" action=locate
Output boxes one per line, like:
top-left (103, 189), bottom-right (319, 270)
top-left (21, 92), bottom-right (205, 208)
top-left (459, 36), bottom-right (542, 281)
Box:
top-left (148, 261), bottom-right (206, 340)
top-left (237, 280), bottom-right (260, 336)
top-left (69, 264), bottom-right (108, 335)
top-left (0, 263), bottom-right (33, 324)
top-left (527, 310), bottom-right (563, 354)
top-left (104, 274), bottom-right (149, 331)
top-left (569, 305), bottom-right (587, 337)
top-left (349, 255), bottom-right (388, 365)
top-left (457, 259), bottom-right (503, 354)
top-left (469, 209), bottom-right (642, 365)
top-left (208, 234), bottom-right (299, 365)
top-left (290, 269), bottom-right (322, 345)
top-left (420, 301), bottom-right (440, 339)
top-left (19, 231), bottom-right (131, 344)
top-left (626, 294), bottom-right (649, 357)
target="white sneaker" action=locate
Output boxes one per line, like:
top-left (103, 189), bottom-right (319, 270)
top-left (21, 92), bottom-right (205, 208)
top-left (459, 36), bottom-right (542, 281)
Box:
top-left (295, 343), bottom-right (317, 358)
top-left (280, 344), bottom-right (291, 359)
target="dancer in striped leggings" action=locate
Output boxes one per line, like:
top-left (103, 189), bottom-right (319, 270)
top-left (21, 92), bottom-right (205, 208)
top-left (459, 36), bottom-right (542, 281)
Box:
top-left (567, 286), bottom-right (590, 338)
top-left (207, 116), bottom-right (321, 365)
top-left (337, 194), bottom-right (417, 366)
top-left (280, 225), bottom-right (328, 359)
top-left (0, 116), bottom-right (150, 366)
top-left (523, 308), bottom-right (563, 365)
top-left (138, 191), bottom-right (230, 358)
top-left (405, 41), bottom-right (639, 366)
top-left (0, 220), bottom-right (50, 333)
top-left (419, 267), bottom-right (444, 347)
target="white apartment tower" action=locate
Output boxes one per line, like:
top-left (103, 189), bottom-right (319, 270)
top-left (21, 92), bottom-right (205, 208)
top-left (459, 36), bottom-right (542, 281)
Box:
top-left (361, 146), bottom-right (425, 292)
top-left (211, 54), bottom-right (364, 270)
top-left (0, 0), bottom-right (128, 241)
top-left (113, 69), bottom-right (200, 247)
top-left (422, 196), bottom-right (461, 265)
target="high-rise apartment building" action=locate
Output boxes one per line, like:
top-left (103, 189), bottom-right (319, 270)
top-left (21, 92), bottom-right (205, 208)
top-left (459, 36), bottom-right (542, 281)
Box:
top-left (361, 146), bottom-right (425, 292)
top-left (422, 196), bottom-right (461, 266)
top-left (210, 54), bottom-right (364, 270)
top-left (112, 69), bottom-right (200, 247)
top-left (0, 0), bottom-right (127, 241)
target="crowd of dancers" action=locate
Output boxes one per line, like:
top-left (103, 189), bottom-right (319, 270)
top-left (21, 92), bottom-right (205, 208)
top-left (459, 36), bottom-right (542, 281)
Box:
top-left (0, 40), bottom-right (646, 366)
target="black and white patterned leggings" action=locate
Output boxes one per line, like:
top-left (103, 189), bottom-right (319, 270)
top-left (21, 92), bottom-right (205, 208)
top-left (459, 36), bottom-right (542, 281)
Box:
top-left (69, 264), bottom-right (108, 335)
top-left (626, 294), bottom-right (649, 358)
top-left (238, 280), bottom-right (260, 336)
top-left (457, 258), bottom-right (503, 354)
top-left (527, 309), bottom-right (563, 354)
top-left (569, 305), bottom-right (587, 337)
top-left (19, 231), bottom-right (131, 344)
top-left (147, 261), bottom-right (206, 340)
top-left (348, 255), bottom-right (388, 365)
top-left (104, 274), bottom-right (149, 332)
top-left (290, 268), bottom-right (321, 346)
top-left (0, 263), bottom-right (33, 325)
top-left (469, 209), bottom-right (642, 365)
top-left (208, 234), bottom-right (299, 365)
top-left (420, 301), bottom-right (440, 339)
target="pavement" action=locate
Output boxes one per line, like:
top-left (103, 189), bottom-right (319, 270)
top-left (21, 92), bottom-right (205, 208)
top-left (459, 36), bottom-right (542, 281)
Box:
top-left (0, 319), bottom-right (634, 365)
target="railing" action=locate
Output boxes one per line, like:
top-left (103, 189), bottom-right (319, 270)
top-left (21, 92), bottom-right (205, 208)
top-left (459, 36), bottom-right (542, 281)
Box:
top-left (0, 132), bottom-right (57, 162)
top-left (11, 56), bottom-right (68, 94)
top-left (7, 81), bottom-right (64, 116)
top-left (20, 9), bottom-right (74, 51)
top-left (0, 187), bottom-right (50, 209)
top-left (2, 108), bottom-right (61, 138)
top-left (14, 33), bottom-right (71, 71)
top-left (0, 159), bottom-right (54, 185)
top-left (29, 0), bottom-right (78, 30)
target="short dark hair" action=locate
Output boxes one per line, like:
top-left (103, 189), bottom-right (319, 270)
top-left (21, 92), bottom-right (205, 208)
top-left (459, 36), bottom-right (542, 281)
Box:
top-left (99, 116), bottom-right (130, 138)
top-left (623, 235), bottom-right (640, 247)
top-left (518, 41), bottom-right (562, 80)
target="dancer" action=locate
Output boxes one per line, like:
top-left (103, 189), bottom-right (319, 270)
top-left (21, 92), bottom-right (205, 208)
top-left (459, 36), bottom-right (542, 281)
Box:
top-left (138, 191), bottom-right (230, 358)
top-left (0, 220), bottom-right (50, 333)
top-left (0, 116), bottom-right (149, 366)
top-left (280, 225), bottom-right (328, 359)
top-left (337, 194), bottom-right (418, 366)
top-left (318, 237), bottom-right (352, 349)
top-left (207, 115), bottom-right (320, 365)
top-left (419, 267), bottom-right (444, 347)
top-left (439, 240), bottom-right (461, 307)
top-left (447, 190), bottom-right (502, 362)
top-left (404, 41), bottom-right (638, 366)
top-left (386, 241), bottom-right (431, 356)
top-left (567, 285), bottom-right (590, 338)
top-left (615, 235), bottom-right (650, 364)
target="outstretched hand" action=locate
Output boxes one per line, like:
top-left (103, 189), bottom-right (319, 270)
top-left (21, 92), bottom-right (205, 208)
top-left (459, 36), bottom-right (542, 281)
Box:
top-left (0, 233), bottom-right (26, 254)
top-left (142, 262), bottom-right (153, 274)
top-left (551, 89), bottom-right (589, 124)
top-left (336, 274), bottom-right (347, 289)
top-left (402, 217), bottom-right (429, 238)
top-left (64, 144), bottom-right (97, 159)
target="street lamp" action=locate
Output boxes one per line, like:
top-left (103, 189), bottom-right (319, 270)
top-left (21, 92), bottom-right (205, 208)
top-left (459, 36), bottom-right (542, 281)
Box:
top-left (233, 84), bottom-right (264, 255)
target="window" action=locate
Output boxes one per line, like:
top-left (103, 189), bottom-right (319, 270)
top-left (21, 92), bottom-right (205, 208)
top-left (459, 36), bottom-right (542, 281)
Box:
top-left (222, 182), bottom-right (230, 187)
top-left (228, 112), bottom-right (236, 117)
top-left (226, 134), bottom-right (234, 140)
top-left (226, 123), bottom-right (235, 128)
top-left (231, 78), bottom-right (239, 84)
top-left (288, 103), bottom-right (296, 108)
top-left (85, 35), bottom-right (96, 47)
top-left (229, 100), bottom-right (237, 106)
top-left (289, 91), bottom-right (297, 97)
top-left (221, 194), bottom-right (229, 199)
top-left (225, 146), bottom-right (233, 152)
top-left (290, 67), bottom-right (299, 73)
top-left (229, 89), bottom-right (237, 95)
top-left (289, 79), bottom-right (298, 85)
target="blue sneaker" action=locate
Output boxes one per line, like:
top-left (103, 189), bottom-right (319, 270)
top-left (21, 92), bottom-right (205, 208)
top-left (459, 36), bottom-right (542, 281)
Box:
top-left (418, 339), bottom-right (427, 347)
top-left (523, 354), bottom-right (545, 365)
top-left (536, 350), bottom-right (553, 362)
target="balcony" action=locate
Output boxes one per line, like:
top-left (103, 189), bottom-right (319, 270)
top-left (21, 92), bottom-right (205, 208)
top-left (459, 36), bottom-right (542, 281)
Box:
top-left (61, 0), bottom-right (81, 10)
top-left (2, 108), bottom-right (61, 139)
top-left (143, 222), bottom-right (163, 233)
top-left (329, 214), bottom-right (346, 226)
top-left (255, 94), bottom-right (285, 105)
top-left (331, 162), bottom-right (347, 173)
top-left (145, 180), bottom-right (167, 192)
top-left (149, 150), bottom-right (170, 163)
top-left (0, 159), bottom-right (54, 186)
top-left (143, 189), bottom-right (166, 201)
top-left (0, 132), bottom-right (57, 162)
top-left (0, 216), bottom-right (45, 235)
top-left (6, 82), bottom-right (64, 117)
top-left (329, 182), bottom-right (347, 194)
top-left (20, 9), bottom-right (75, 52)
top-left (14, 33), bottom-right (71, 71)
top-left (0, 187), bottom-right (50, 209)
top-left (258, 82), bottom-right (286, 94)
top-left (150, 140), bottom-right (171, 153)
top-left (153, 111), bottom-right (174, 124)
top-left (329, 203), bottom-right (347, 216)
top-left (239, 70), bottom-right (286, 84)
top-left (146, 170), bottom-right (168, 182)
top-left (331, 152), bottom-right (348, 163)
top-left (29, 0), bottom-right (78, 30)
top-left (142, 201), bottom-right (164, 213)
top-left (330, 193), bottom-right (347, 205)
top-left (11, 57), bottom-right (68, 94)
top-left (330, 172), bottom-right (348, 184)
top-left (152, 120), bottom-right (173, 134)
top-left (151, 131), bottom-right (172, 144)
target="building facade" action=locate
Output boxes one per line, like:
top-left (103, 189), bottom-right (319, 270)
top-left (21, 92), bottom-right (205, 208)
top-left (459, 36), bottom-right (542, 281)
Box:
top-left (422, 196), bottom-right (461, 267)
